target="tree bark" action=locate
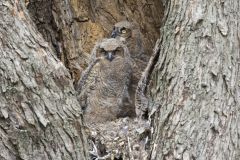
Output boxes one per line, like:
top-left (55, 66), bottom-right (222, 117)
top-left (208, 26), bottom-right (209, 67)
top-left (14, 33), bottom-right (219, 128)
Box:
top-left (0, 1), bottom-right (88, 159)
top-left (4, 0), bottom-right (238, 159)
top-left (27, 0), bottom-right (86, 83)
top-left (148, 0), bottom-right (240, 159)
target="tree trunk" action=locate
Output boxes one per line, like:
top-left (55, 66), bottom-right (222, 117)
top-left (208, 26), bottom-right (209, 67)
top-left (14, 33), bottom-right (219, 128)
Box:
top-left (27, 0), bottom-right (86, 83)
top-left (148, 0), bottom-right (240, 159)
top-left (3, 0), bottom-right (238, 159)
top-left (0, 1), bottom-right (88, 159)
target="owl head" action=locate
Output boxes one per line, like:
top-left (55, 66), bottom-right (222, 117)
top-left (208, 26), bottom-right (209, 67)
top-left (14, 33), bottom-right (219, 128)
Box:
top-left (111, 21), bottom-right (135, 41)
top-left (90, 38), bottom-right (130, 63)
top-left (110, 21), bottom-right (144, 57)
top-left (111, 21), bottom-right (134, 41)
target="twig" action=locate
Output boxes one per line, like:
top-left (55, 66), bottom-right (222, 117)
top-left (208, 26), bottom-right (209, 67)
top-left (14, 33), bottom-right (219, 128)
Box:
top-left (127, 136), bottom-right (134, 160)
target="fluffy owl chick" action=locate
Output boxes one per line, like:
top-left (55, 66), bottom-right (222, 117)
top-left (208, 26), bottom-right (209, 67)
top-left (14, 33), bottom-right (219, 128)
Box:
top-left (111, 21), bottom-right (144, 59)
top-left (111, 21), bottom-right (149, 117)
top-left (77, 38), bottom-right (134, 124)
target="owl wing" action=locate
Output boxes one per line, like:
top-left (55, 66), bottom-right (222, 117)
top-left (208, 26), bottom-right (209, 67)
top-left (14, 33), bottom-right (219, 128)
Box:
top-left (76, 59), bottom-right (99, 110)
top-left (117, 60), bottom-right (132, 108)
top-left (76, 59), bottom-right (98, 91)
top-left (135, 39), bottom-right (161, 119)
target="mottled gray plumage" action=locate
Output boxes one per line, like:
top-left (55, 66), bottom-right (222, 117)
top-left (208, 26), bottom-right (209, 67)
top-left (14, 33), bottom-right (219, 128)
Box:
top-left (77, 38), bottom-right (133, 123)
top-left (111, 21), bottom-right (144, 58)
top-left (111, 21), bottom-right (149, 118)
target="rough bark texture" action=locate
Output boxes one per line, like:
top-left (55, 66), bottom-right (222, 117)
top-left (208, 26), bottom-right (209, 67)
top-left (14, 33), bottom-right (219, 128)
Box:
top-left (26, 0), bottom-right (164, 84)
top-left (0, 1), bottom-right (88, 159)
top-left (27, 0), bottom-right (86, 83)
top-left (148, 0), bottom-right (240, 159)
top-left (4, 0), bottom-right (238, 159)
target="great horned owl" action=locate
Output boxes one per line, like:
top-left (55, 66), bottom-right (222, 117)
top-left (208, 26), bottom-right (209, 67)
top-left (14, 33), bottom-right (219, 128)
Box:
top-left (111, 21), bottom-right (149, 117)
top-left (111, 21), bottom-right (145, 59)
top-left (77, 38), bottom-right (134, 124)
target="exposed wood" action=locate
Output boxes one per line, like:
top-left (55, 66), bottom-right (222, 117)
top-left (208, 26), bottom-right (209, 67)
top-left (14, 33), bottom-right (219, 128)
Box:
top-left (27, 0), bottom-right (164, 84)
top-left (2, 0), bottom-right (238, 159)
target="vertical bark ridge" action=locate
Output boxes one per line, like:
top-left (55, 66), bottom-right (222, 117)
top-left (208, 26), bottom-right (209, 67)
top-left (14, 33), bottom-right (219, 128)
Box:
top-left (0, 1), bottom-right (88, 159)
top-left (149, 0), bottom-right (240, 159)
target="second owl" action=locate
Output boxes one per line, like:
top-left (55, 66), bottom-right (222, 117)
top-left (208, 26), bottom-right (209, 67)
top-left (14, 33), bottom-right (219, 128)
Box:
top-left (77, 38), bottom-right (134, 124)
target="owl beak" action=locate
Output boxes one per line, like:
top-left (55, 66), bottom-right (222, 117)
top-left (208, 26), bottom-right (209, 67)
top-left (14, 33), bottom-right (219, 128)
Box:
top-left (106, 52), bottom-right (114, 61)
top-left (111, 29), bottom-right (118, 38)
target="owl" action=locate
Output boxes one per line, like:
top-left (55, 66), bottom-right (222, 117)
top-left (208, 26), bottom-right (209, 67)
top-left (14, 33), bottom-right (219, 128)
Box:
top-left (76, 38), bottom-right (134, 124)
top-left (111, 21), bottom-right (149, 116)
top-left (111, 21), bottom-right (145, 59)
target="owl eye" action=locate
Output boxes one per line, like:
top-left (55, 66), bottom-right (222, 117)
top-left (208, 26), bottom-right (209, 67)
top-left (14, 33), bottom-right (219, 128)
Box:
top-left (121, 27), bottom-right (127, 34)
top-left (100, 49), bottom-right (106, 54)
top-left (112, 51), bottom-right (116, 55)
top-left (103, 51), bottom-right (108, 56)
top-left (115, 47), bottom-right (124, 56)
top-left (98, 49), bottom-right (107, 57)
